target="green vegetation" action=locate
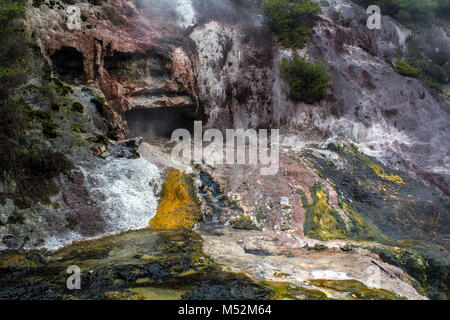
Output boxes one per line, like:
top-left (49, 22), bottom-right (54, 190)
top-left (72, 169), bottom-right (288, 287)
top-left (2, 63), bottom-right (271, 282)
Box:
top-left (70, 123), bottom-right (86, 133)
top-left (403, 31), bottom-right (449, 90)
top-left (31, 0), bottom-right (44, 7)
top-left (65, 217), bottom-right (77, 230)
top-left (356, 1), bottom-right (449, 88)
top-left (0, 0), bottom-right (28, 98)
top-left (354, 0), bottom-right (449, 25)
top-left (367, 245), bottom-right (450, 299)
top-left (0, 2), bottom-right (75, 208)
top-left (7, 215), bottom-right (25, 225)
top-left (306, 243), bottom-right (328, 251)
top-left (0, 101), bottom-right (73, 207)
top-left (279, 55), bottom-right (331, 104)
top-left (261, 281), bottom-right (330, 300)
top-left (83, 87), bottom-right (107, 117)
top-left (72, 102), bottom-right (84, 113)
top-left (232, 215), bottom-right (261, 231)
top-left (52, 77), bottom-right (74, 95)
top-left (262, 0), bottom-right (321, 49)
top-left (337, 9), bottom-right (351, 27)
top-left (302, 183), bottom-right (347, 240)
top-left (375, 247), bottom-right (428, 285)
top-left (394, 59), bottom-right (422, 78)
top-left (301, 183), bottom-right (378, 241)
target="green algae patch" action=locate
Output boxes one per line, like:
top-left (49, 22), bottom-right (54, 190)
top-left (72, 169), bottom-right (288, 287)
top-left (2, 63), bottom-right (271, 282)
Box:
top-left (232, 215), bottom-right (262, 231)
top-left (0, 253), bottom-right (38, 270)
top-left (128, 287), bottom-right (186, 300)
top-left (302, 183), bottom-right (348, 241)
top-left (0, 230), bottom-right (273, 300)
top-left (72, 102), bottom-right (84, 113)
top-left (261, 281), bottom-right (330, 300)
top-left (299, 143), bottom-right (450, 299)
top-left (149, 169), bottom-right (202, 230)
top-left (339, 143), bottom-right (404, 184)
top-left (367, 244), bottom-right (450, 299)
top-left (305, 143), bottom-right (448, 246)
top-left (307, 279), bottom-right (406, 300)
top-left (338, 201), bottom-right (380, 241)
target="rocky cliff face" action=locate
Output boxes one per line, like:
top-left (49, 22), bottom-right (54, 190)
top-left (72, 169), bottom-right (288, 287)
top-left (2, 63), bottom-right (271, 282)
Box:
top-left (0, 0), bottom-right (449, 300)
top-left (28, 0), bottom-right (449, 195)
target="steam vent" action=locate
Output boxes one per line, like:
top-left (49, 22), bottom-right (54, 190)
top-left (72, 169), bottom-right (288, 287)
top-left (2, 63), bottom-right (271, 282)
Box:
top-left (0, 0), bottom-right (449, 304)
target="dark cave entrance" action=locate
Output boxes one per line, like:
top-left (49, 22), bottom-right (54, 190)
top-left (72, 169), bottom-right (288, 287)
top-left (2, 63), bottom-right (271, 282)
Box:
top-left (50, 46), bottom-right (86, 83)
top-left (125, 107), bottom-right (198, 142)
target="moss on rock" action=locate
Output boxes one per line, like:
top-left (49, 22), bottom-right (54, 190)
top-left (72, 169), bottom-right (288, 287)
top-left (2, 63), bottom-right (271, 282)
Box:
top-left (72, 102), bottom-right (84, 113)
top-left (307, 279), bottom-right (406, 300)
top-left (232, 214), bottom-right (262, 231)
top-left (261, 281), bottom-right (330, 300)
top-left (0, 230), bottom-right (275, 300)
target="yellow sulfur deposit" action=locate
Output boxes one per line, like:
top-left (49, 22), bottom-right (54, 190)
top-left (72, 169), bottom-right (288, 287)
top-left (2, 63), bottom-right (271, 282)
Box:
top-left (341, 143), bottom-right (404, 184)
top-left (364, 161), bottom-right (404, 184)
top-left (149, 169), bottom-right (202, 230)
top-left (303, 183), bottom-right (347, 240)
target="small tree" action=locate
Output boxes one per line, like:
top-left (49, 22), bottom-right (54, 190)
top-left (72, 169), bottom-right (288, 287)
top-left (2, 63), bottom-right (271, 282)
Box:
top-left (279, 55), bottom-right (331, 104)
top-left (263, 0), bottom-right (321, 49)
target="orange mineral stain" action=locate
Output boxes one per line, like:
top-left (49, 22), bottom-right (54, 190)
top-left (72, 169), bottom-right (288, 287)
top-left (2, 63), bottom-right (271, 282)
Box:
top-left (149, 169), bottom-right (202, 230)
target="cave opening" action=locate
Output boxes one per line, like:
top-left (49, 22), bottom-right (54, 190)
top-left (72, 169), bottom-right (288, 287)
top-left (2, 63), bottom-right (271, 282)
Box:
top-left (50, 46), bottom-right (86, 83)
top-left (125, 107), bottom-right (198, 142)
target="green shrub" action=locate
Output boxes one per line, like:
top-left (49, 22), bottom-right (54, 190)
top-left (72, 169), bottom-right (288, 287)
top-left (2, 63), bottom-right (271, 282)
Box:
top-left (50, 103), bottom-right (60, 111)
top-left (0, 99), bottom-right (72, 207)
top-left (262, 0), bottom-right (321, 49)
top-left (337, 9), bottom-right (351, 27)
top-left (0, 98), bottom-right (29, 141)
top-left (0, 0), bottom-right (29, 98)
top-left (0, 1), bottom-right (74, 208)
top-left (279, 55), bottom-right (331, 104)
top-left (0, 0), bottom-right (25, 30)
top-left (52, 77), bottom-right (74, 95)
top-left (232, 215), bottom-right (261, 231)
top-left (353, 0), bottom-right (447, 25)
top-left (72, 102), bottom-right (84, 113)
top-left (32, 0), bottom-right (44, 7)
top-left (7, 215), bottom-right (25, 225)
top-left (26, 109), bottom-right (51, 121)
top-left (42, 121), bottom-right (59, 138)
top-left (404, 30), bottom-right (449, 86)
top-left (394, 59), bottom-right (422, 78)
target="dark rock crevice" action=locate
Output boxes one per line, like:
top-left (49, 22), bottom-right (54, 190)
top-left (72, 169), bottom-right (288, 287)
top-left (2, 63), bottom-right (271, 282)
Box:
top-left (125, 107), bottom-right (199, 141)
top-left (50, 46), bottom-right (87, 84)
